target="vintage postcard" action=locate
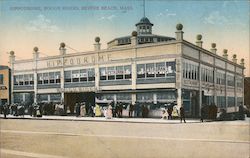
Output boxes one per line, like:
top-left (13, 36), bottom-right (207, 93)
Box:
top-left (0, 0), bottom-right (249, 158)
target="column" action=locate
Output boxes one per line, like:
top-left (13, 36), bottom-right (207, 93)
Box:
top-left (48, 94), bottom-right (51, 102)
top-left (59, 43), bottom-right (66, 104)
top-left (225, 66), bottom-right (228, 112)
top-left (60, 57), bottom-right (65, 104)
top-left (95, 64), bottom-right (100, 91)
top-left (131, 93), bottom-right (136, 105)
top-left (153, 93), bottom-right (157, 104)
top-left (199, 52), bottom-right (202, 116)
top-left (213, 58), bottom-right (217, 105)
top-left (176, 58), bottom-right (182, 109)
top-left (234, 73), bottom-right (237, 111)
top-left (22, 93), bottom-right (26, 102)
top-left (9, 51), bottom-right (15, 104)
top-left (131, 61), bottom-right (137, 90)
top-left (33, 47), bottom-right (39, 104)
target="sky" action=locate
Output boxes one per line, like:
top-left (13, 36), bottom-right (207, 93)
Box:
top-left (0, 0), bottom-right (249, 76)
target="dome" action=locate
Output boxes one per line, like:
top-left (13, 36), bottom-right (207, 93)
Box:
top-left (136, 17), bottom-right (153, 26)
top-left (140, 17), bottom-right (150, 23)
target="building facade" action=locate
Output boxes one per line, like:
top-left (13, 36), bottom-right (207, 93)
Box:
top-left (0, 65), bottom-right (11, 106)
top-left (244, 77), bottom-right (250, 109)
top-left (10, 17), bottom-right (245, 117)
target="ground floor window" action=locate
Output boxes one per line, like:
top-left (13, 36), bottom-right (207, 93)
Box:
top-left (136, 93), bottom-right (153, 103)
top-left (217, 96), bottom-right (226, 108)
top-left (116, 93), bottom-right (132, 103)
top-left (37, 94), bottom-right (49, 102)
top-left (228, 97), bottom-right (235, 107)
top-left (14, 93), bottom-right (34, 106)
top-left (50, 94), bottom-right (61, 102)
top-left (237, 97), bottom-right (243, 106)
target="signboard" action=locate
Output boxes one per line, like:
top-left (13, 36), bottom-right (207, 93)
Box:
top-left (57, 87), bottom-right (96, 93)
top-left (46, 54), bottom-right (112, 68)
top-left (0, 86), bottom-right (7, 90)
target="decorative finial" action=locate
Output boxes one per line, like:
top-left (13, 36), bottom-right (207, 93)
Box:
top-left (196, 34), bottom-right (202, 41)
top-left (10, 51), bottom-right (15, 55)
top-left (176, 23), bottom-right (183, 31)
top-left (33, 47), bottom-right (39, 52)
top-left (60, 42), bottom-right (65, 48)
top-left (223, 49), bottom-right (228, 54)
top-left (211, 43), bottom-right (216, 48)
top-left (132, 31), bottom-right (138, 37)
top-left (95, 37), bottom-right (100, 43)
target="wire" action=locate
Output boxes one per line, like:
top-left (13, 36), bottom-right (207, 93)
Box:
top-left (66, 45), bottom-right (79, 53)
top-left (39, 52), bottom-right (49, 57)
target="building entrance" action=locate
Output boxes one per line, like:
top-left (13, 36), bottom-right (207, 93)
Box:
top-left (182, 89), bottom-right (199, 117)
top-left (64, 92), bottom-right (95, 114)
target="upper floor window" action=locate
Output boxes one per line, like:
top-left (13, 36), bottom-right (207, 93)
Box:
top-left (100, 65), bottom-right (131, 81)
top-left (14, 74), bottom-right (34, 86)
top-left (0, 74), bottom-right (3, 84)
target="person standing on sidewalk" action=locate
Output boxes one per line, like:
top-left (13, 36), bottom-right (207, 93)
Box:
top-left (107, 104), bottom-right (113, 119)
top-left (180, 105), bottom-right (186, 123)
top-left (167, 106), bottom-right (173, 120)
top-left (3, 104), bottom-right (8, 119)
top-left (200, 105), bottom-right (206, 122)
top-left (129, 103), bottom-right (134, 118)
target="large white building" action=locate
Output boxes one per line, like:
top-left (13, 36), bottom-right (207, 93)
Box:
top-left (9, 17), bottom-right (245, 117)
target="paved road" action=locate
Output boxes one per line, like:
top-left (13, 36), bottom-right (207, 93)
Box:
top-left (0, 119), bottom-right (249, 158)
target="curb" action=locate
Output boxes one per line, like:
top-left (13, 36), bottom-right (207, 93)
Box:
top-left (0, 115), bottom-right (202, 124)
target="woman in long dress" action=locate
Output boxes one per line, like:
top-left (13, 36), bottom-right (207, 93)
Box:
top-left (106, 105), bottom-right (113, 119)
top-left (80, 103), bottom-right (86, 117)
top-left (172, 105), bottom-right (179, 119)
top-left (95, 104), bottom-right (102, 117)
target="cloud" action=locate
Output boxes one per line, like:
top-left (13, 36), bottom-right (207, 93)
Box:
top-left (157, 9), bottom-right (176, 17)
top-left (203, 11), bottom-right (228, 25)
top-left (26, 14), bottom-right (62, 32)
top-left (98, 15), bottom-right (117, 21)
top-left (222, 0), bottom-right (239, 8)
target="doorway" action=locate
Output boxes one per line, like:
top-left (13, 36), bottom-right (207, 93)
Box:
top-left (64, 92), bottom-right (95, 114)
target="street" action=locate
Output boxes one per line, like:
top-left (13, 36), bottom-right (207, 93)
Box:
top-left (0, 118), bottom-right (249, 158)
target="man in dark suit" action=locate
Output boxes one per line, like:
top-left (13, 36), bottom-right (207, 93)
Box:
top-left (180, 105), bottom-right (186, 123)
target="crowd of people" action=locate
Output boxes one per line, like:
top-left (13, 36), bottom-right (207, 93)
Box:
top-left (0, 103), bottom-right (25, 118)
top-left (73, 101), bottom-right (151, 119)
top-left (2, 101), bottom-right (246, 122)
top-left (0, 102), bottom-right (65, 118)
top-left (0, 101), bottom-right (198, 123)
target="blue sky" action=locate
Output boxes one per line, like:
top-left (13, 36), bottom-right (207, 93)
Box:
top-left (0, 0), bottom-right (249, 75)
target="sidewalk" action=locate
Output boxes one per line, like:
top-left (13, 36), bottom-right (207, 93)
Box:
top-left (0, 114), bottom-right (201, 124)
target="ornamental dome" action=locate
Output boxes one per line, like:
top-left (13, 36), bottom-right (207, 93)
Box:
top-left (136, 17), bottom-right (153, 26)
